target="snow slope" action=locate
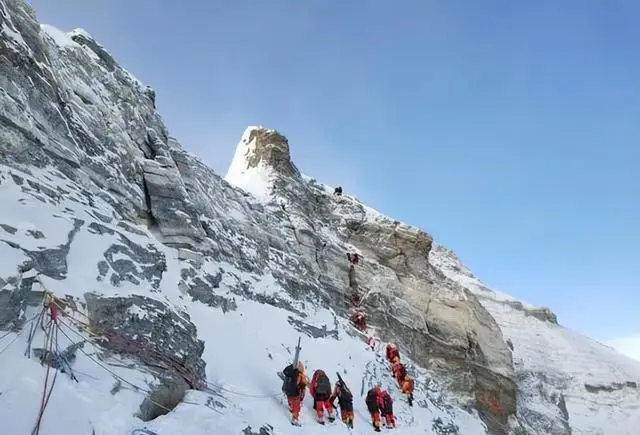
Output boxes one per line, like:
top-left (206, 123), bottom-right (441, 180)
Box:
top-left (431, 244), bottom-right (640, 435)
top-left (0, 164), bottom-right (486, 435)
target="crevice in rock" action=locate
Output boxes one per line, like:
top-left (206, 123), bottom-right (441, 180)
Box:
top-left (140, 177), bottom-right (158, 230)
top-left (141, 137), bottom-right (156, 160)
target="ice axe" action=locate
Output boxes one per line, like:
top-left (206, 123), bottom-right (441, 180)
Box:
top-left (292, 336), bottom-right (302, 368)
top-left (336, 372), bottom-right (352, 394)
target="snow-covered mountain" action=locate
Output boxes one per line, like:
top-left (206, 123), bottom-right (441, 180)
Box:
top-left (1, 0), bottom-right (638, 434)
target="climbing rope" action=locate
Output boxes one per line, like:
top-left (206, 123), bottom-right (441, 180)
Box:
top-left (0, 311), bottom-right (42, 357)
top-left (50, 299), bottom-right (203, 389)
top-left (31, 318), bottom-right (58, 435)
top-left (29, 290), bottom-right (62, 435)
top-left (54, 319), bottom-right (186, 415)
top-left (56, 316), bottom-right (278, 410)
top-left (0, 329), bottom-right (14, 342)
top-left (205, 381), bottom-right (283, 399)
top-left (53, 300), bottom-right (282, 398)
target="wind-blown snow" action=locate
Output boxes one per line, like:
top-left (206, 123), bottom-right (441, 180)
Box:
top-left (40, 24), bottom-right (77, 49)
top-left (68, 27), bottom-right (93, 40)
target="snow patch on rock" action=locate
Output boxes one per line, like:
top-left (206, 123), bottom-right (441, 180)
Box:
top-left (40, 24), bottom-right (77, 49)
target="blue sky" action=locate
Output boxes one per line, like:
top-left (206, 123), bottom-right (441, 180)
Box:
top-left (27, 1), bottom-right (639, 351)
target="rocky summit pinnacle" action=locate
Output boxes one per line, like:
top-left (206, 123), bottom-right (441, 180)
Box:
top-left (1, 1), bottom-right (640, 434)
top-left (225, 126), bottom-right (299, 199)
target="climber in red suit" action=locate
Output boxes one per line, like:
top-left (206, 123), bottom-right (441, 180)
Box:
top-left (380, 389), bottom-right (395, 428)
top-left (386, 343), bottom-right (399, 364)
top-left (365, 385), bottom-right (384, 432)
top-left (309, 369), bottom-right (335, 424)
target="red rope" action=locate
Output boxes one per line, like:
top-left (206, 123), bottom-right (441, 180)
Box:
top-left (52, 300), bottom-right (203, 389)
top-left (31, 314), bottom-right (58, 435)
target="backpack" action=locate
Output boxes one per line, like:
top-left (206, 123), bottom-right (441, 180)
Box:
top-left (340, 385), bottom-right (353, 402)
top-left (281, 366), bottom-right (300, 396)
top-left (365, 389), bottom-right (380, 410)
top-left (315, 372), bottom-right (331, 396)
top-left (382, 392), bottom-right (393, 412)
top-left (282, 375), bottom-right (293, 394)
top-left (398, 365), bottom-right (407, 379)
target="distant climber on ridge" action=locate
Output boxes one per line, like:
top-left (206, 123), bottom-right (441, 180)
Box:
top-left (386, 343), bottom-right (399, 364)
top-left (365, 385), bottom-right (384, 432)
top-left (281, 361), bottom-right (307, 425)
top-left (334, 186), bottom-right (343, 196)
top-left (350, 310), bottom-right (367, 331)
top-left (330, 376), bottom-right (354, 428)
top-left (350, 291), bottom-right (362, 306)
top-left (309, 369), bottom-right (335, 424)
top-left (347, 252), bottom-right (360, 265)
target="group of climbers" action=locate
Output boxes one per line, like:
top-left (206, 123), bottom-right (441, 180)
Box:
top-left (280, 225), bottom-right (403, 431)
top-left (346, 251), bottom-right (368, 331)
top-left (386, 343), bottom-right (415, 406)
top-left (281, 362), bottom-right (354, 427)
top-left (281, 360), bottom-right (397, 431)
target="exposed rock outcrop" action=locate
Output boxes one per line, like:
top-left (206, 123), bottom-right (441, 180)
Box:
top-left (84, 292), bottom-right (206, 388)
top-left (142, 157), bottom-right (206, 248)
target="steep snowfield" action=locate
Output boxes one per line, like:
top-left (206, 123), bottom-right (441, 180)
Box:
top-left (431, 245), bottom-right (640, 435)
top-left (0, 164), bottom-right (486, 435)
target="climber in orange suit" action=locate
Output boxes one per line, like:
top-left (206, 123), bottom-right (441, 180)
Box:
top-left (330, 379), bottom-right (354, 428)
top-left (393, 361), bottom-right (407, 386)
top-left (391, 356), bottom-right (402, 376)
top-left (401, 375), bottom-right (415, 406)
top-left (281, 361), bottom-right (308, 425)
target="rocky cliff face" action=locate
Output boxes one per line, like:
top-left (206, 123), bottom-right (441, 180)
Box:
top-left (431, 245), bottom-right (640, 435)
top-left (1, 1), bottom-right (639, 434)
top-left (225, 126), bottom-right (518, 432)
